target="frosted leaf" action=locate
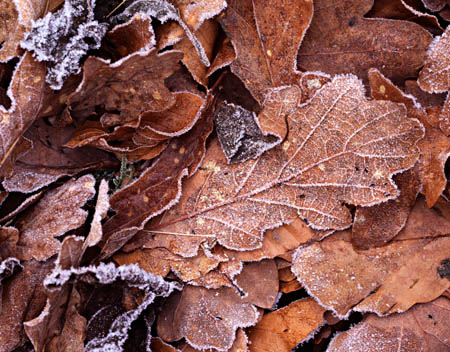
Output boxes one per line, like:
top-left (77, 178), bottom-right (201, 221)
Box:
top-left (112, 0), bottom-right (210, 66)
top-left (44, 262), bottom-right (181, 352)
top-left (84, 179), bottom-right (110, 249)
top-left (215, 102), bottom-right (280, 163)
top-left (145, 75), bottom-right (424, 253)
top-left (15, 174), bottom-right (96, 261)
top-left (21, 0), bottom-right (107, 90)
top-left (327, 297), bottom-right (450, 352)
top-left (0, 257), bottom-right (22, 283)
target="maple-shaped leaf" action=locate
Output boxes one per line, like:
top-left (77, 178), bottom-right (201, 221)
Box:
top-left (297, 0), bottom-right (432, 85)
top-left (247, 298), bottom-right (326, 352)
top-left (0, 52), bottom-right (46, 168)
top-left (292, 200), bottom-right (450, 318)
top-left (145, 76), bottom-right (423, 252)
top-left (68, 48), bottom-right (183, 119)
top-left (0, 0), bottom-right (47, 61)
top-left (21, 0), bottom-right (107, 90)
top-left (327, 297), bottom-right (450, 352)
top-left (219, 0), bottom-right (313, 104)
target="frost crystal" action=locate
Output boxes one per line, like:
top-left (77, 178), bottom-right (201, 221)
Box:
top-left (112, 0), bottom-right (210, 66)
top-left (44, 262), bottom-right (182, 352)
top-left (21, 0), bottom-right (107, 90)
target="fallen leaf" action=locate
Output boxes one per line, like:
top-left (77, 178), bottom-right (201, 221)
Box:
top-left (15, 174), bottom-right (96, 261)
top-left (157, 285), bottom-right (259, 351)
top-left (178, 328), bottom-right (248, 352)
top-left (0, 0), bottom-right (47, 61)
top-left (418, 26), bottom-right (450, 93)
top-left (352, 168), bottom-right (420, 249)
top-left (145, 75), bottom-right (423, 253)
top-left (297, 0), bottom-right (433, 85)
top-left (68, 48), bottom-right (183, 119)
top-left (292, 226), bottom-right (450, 318)
top-left (219, 0), bottom-right (313, 104)
top-left (247, 298), bottom-right (326, 352)
top-left (327, 297), bottom-right (450, 352)
top-left (0, 52), bottom-right (46, 167)
top-left (99, 94), bottom-right (214, 259)
top-left (421, 0), bottom-right (449, 11)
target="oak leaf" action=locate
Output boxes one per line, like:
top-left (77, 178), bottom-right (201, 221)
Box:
top-left (144, 76), bottom-right (423, 253)
top-left (219, 0), bottom-right (313, 105)
top-left (292, 210), bottom-right (450, 318)
top-left (327, 297), bottom-right (450, 352)
top-left (247, 298), bottom-right (326, 352)
top-left (15, 175), bottom-right (96, 261)
top-left (297, 0), bottom-right (433, 85)
top-left (157, 285), bottom-right (259, 351)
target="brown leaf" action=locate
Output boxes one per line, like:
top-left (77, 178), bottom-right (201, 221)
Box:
top-left (68, 49), bottom-right (183, 119)
top-left (405, 79), bottom-right (446, 108)
top-left (440, 95), bottom-right (450, 135)
top-left (352, 168), bottom-right (420, 249)
top-left (157, 285), bottom-right (259, 351)
top-left (206, 37), bottom-right (236, 79)
top-left (145, 76), bottom-right (423, 254)
top-left (297, 0), bottom-right (432, 85)
top-left (99, 96), bottom-right (214, 259)
top-left (84, 179), bottom-right (109, 251)
top-left (235, 259), bottom-right (279, 309)
top-left (178, 328), bottom-right (248, 352)
top-left (327, 297), bottom-right (450, 352)
top-left (107, 14), bottom-right (155, 59)
top-left (292, 227), bottom-right (450, 318)
top-left (1, 119), bottom-right (117, 193)
top-left (0, 52), bottom-right (46, 167)
top-left (218, 0), bottom-right (313, 104)
top-left (0, 260), bottom-right (53, 351)
top-left (0, 0), bottom-right (47, 61)
top-left (247, 298), bottom-right (326, 352)
top-left (418, 26), bottom-right (450, 93)
top-left (15, 175), bottom-right (96, 261)
top-left (422, 0), bottom-right (448, 11)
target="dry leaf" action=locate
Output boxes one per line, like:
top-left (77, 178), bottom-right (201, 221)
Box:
top-left (327, 297), bottom-right (450, 352)
top-left (247, 298), bottom-right (326, 352)
top-left (15, 175), bottom-right (96, 261)
top-left (297, 0), bottom-right (433, 85)
top-left (292, 224), bottom-right (450, 318)
top-left (157, 285), bottom-right (259, 351)
top-left (144, 76), bottom-right (423, 254)
top-left (418, 26), bottom-right (450, 93)
top-left (0, 52), bottom-right (46, 167)
top-left (422, 0), bottom-right (449, 11)
top-left (219, 0), bottom-right (313, 104)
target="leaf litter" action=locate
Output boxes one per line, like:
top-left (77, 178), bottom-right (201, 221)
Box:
top-left (0, 0), bottom-right (450, 351)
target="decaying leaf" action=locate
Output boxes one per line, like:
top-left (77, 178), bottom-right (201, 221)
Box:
top-left (297, 0), bottom-right (433, 85)
top-left (0, 0), bottom-right (47, 61)
top-left (219, 0), bottom-right (313, 104)
top-left (247, 298), bottom-right (326, 352)
top-left (0, 52), bottom-right (46, 168)
top-left (292, 212), bottom-right (450, 318)
top-left (15, 175), bottom-right (96, 261)
top-left (327, 297), bottom-right (450, 352)
top-left (157, 285), bottom-right (259, 351)
top-left (144, 75), bottom-right (423, 253)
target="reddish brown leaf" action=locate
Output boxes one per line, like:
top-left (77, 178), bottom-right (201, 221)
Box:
top-left (145, 76), bottom-right (423, 254)
top-left (99, 96), bottom-right (215, 259)
top-left (219, 0), bottom-right (313, 104)
top-left (15, 175), bottom-right (96, 261)
top-left (157, 285), bottom-right (259, 351)
top-left (292, 227), bottom-right (450, 318)
top-left (418, 26), bottom-right (450, 93)
top-left (352, 168), bottom-right (420, 249)
top-left (297, 0), bottom-right (432, 85)
top-left (69, 49), bottom-right (183, 119)
top-left (328, 297), bottom-right (450, 352)
top-left (0, 52), bottom-right (46, 167)
top-left (422, 0), bottom-right (449, 11)
top-left (247, 298), bottom-right (326, 352)
top-left (0, 0), bottom-right (47, 61)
